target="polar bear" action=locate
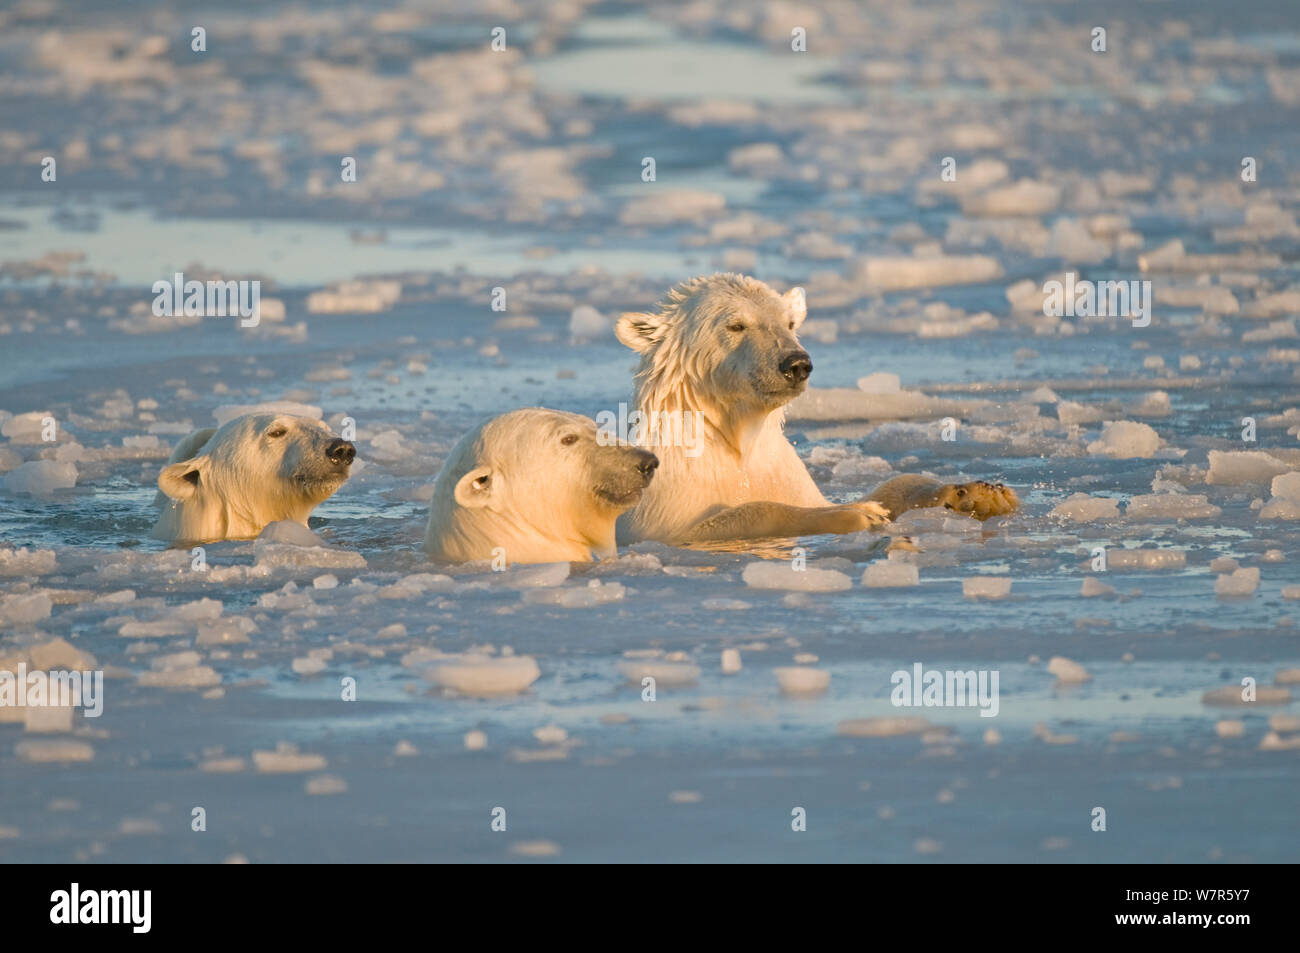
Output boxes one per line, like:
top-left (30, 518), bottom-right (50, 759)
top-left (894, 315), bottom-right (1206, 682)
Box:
top-left (614, 273), bottom-right (1018, 545)
top-left (424, 408), bottom-right (658, 565)
top-left (151, 413), bottom-right (356, 544)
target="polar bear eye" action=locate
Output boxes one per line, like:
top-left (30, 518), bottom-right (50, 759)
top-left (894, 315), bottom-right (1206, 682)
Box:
top-left (560, 433), bottom-right (579, 446)
top-left (266, 426), bottom-right (288, 438)
top-left (726, 322), bottom-right (745, 333)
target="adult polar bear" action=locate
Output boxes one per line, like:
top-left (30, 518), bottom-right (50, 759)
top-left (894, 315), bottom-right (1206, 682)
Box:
top-left (615, 273), bottom-right (1018, 545)
top-left (152, 412), bottom-right (356, 544)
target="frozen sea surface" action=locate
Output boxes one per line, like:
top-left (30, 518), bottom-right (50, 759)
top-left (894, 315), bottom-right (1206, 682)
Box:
top-left (1, 0), bottom-right (1299, 862)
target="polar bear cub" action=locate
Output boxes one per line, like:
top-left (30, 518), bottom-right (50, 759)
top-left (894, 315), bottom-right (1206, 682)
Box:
top-left (152, 413), bottom-right (356, 544)
top-left (424, 408), bottom-right (659, 565)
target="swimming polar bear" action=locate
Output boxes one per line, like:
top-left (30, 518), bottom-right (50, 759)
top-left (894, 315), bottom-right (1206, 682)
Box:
top-left (152, 413), bottom-right (356, 545)
top-left (424, 408), bottom-right (658, 565)
top-left (614, 273), bottom-right (1018, 545)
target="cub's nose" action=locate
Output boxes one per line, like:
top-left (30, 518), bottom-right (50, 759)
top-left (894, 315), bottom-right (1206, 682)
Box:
top-left (779, 351), bottom-right (813, 384)
top-left (633, 449), bottom-right (659, 479)
top-left (326, 438), bottom-right (356, 466)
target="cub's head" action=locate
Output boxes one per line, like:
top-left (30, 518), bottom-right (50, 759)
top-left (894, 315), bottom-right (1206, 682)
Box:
top-left (159, 413), bottom-right (356, 516)
top-left (428, 408), bottom-right (658, 563)
top-left (616, 273), bottom-right (811, 414)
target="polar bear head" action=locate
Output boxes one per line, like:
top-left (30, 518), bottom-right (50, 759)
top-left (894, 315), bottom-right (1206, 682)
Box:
top-left (615, 273), bottom-right (810, 424)
top-left (425, 408), bottom-right (659, 565)
top-left (152, 413), bottom-right (356, 544)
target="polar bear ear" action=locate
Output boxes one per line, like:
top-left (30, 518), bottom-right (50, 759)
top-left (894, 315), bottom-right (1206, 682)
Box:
top-left (615, 312), bottom-right (666, 353)
top-left (453, 466), bottom-right (495, 508)
top-left (158, 458), bottom-right (207, 501)
top-left (784, 287), bottom-right (807, 329)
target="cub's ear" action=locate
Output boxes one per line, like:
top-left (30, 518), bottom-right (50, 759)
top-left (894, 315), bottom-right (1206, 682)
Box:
top-left (453, 466), bottom-right (495, 508)
top-left (614, 312), bottom-right (665, 353)
top-left (158, 458), bottom-right (206, 501)
top-left (784, 286), bottom-right (807, 329)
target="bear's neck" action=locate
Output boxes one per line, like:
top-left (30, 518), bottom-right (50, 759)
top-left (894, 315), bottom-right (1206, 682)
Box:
top-left (632, 374), bottom-right (779, 462)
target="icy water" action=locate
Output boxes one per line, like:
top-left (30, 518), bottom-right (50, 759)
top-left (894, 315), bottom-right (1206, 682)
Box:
top-left (1, 0), bottom-right (1299, 862)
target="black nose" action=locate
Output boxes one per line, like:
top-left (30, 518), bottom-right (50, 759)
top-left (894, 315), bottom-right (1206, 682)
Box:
top-left (327, 438), bottom-right (356, 465)
top-left (633, 449), bottom-right (659, 478)
top-left (779, 351), bottom-right (813, 383)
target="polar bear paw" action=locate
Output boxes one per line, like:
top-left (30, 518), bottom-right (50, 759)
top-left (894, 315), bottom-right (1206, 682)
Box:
top-left (938, 481), bottom-right (1019, 520)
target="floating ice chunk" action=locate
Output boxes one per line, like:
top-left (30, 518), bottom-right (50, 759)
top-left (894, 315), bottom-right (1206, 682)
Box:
top-left (620, 189), bottom-right (725, 226)
top-left (533, 724), bottom-right (567, 745)
top-left (1056, 400), bottom-right (1105, 425)
top-left (424, 654), bottom-right (541, 696)
top-left (1215, 720), bottom-right (1245, 738)
top-left (1080, 577), bottom-right (1116, 597)
top-left (254, 538), bottom-right (365, 570)
top-left (138, 665), bottom-right (221, 689)
top-left (1087, 421), bottom-right (1160, 459)
top-left (1, 411), bottom-right (54, 443)
top-left (1259, 732), bottom-right (1300, 751)
top-left (253, 743), bottom-right (328, 773)
top-left (24, 706), bottom-right (74, 733)
top-left (313, 574), bottom-right (339, 589)
top-left (292, 657), bottom-right (326, 676)
top-left (857, 255), bottom-right (1001, 291)
top-left (742, 562), bottom-right (851, 592)
top-left (16, 739), bottom-right (93, 762)
top-left (1047, 656), bottom-right (1091, 683)
top-left (862, 560), bottom-right (919, 588)
top-left (617, 660), bottom-right (700, 687)
top-left (463, 731), bottom-right (487, 751)
top-left (774, 667), bottom-right (829, 696)
top-left (30, 637), bottom-right (96, 671)
top-left (305, 775), bottom-right (348, 795)
top-left (857, 372), bottom-right (901, 394)
top-left (1276, 668), bottom-right (1300, 683)
top-left (0, 547), bottom-right (57, 576)
top-left (568, 305), bottom-right (607, 340)
top-left (0, 592), bottom-right (52, 626)
top-left (721, 649), bottom-right (742, 674)
top-left (1202, 685), bottom-right (1290, 706)
top-left (506, 562), bottom-right (570, 588)
top-left (509, 841), bottom-right (560, 857)
top-left (1283, 586), bottom-right (1300, 601)
top-left (1131, 391), bottom-right (1172, 417)
top-left (962, 577), bottom-right (1011, 599)
top-left (522, 579), bottom-right (625, 607)
top-left (1206, 450), bottom-right (1292, 485)
top-left (2, 460), bottom-right (77, 495)
top-left (1259, 471), bottom-right (1300, 519)
top-left (305, 279), bottom-right (401, 314)
top-left (1044, 217), bottom-right (1110, 263)
top-left (700, 598), bottom-right (751, 610)
top-left (1126, 494), bottom-right (1221, 519)
top-left (837, 716), bottom-right (930, 737)
top-left (1215, 567), bottom-right (1260, 597)
top-left (1270, 714), bottom-right (1300, 733)
top-left (961, 179), bottom-right (1060, 217)
top-left (1051, 493), bottom-right (1119, 521)
top-left (1107, 549), bottom-right (1186, 570)
top-left (258, 521), bottom-right (324, 546)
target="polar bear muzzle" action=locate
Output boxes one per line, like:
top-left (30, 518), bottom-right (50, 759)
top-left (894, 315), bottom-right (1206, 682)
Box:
top-left (592, 445), bottom-right (658, 507)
